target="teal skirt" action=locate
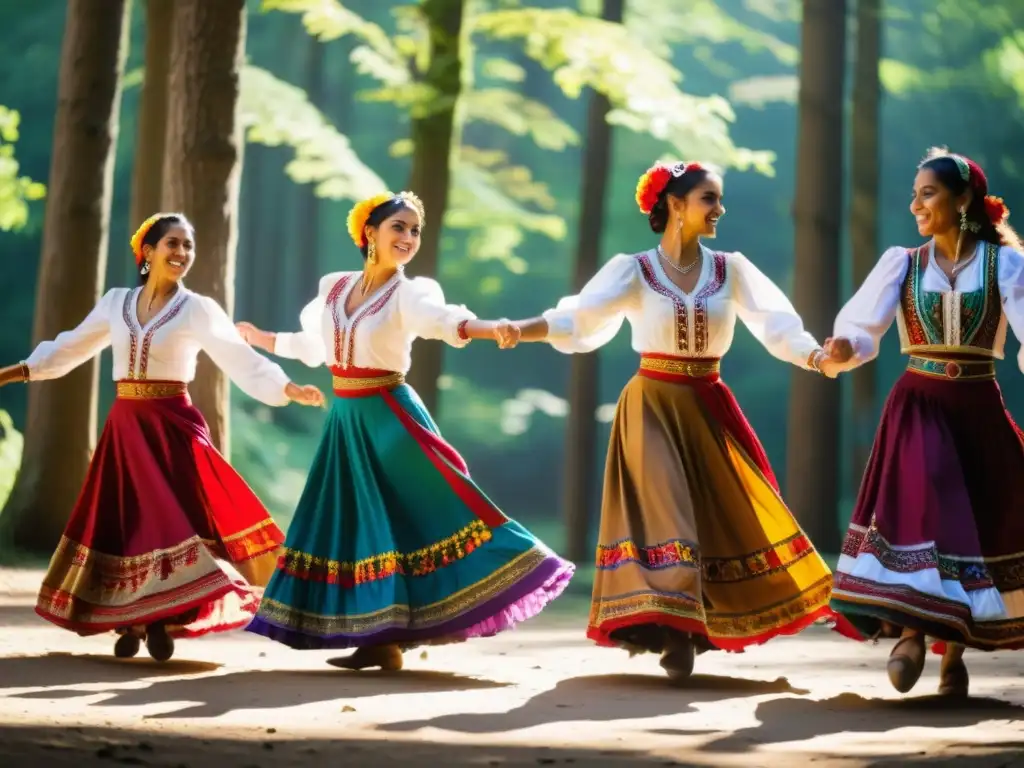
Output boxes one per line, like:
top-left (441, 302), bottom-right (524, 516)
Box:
top-left (246, 382), bottom-right (574, 649)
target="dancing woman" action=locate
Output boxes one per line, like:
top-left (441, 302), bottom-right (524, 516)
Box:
top-left (503, 162), bottom-right (838, 680)
top-left (826, 148), bottom-right (1024, 696)
top-left (238, 191), bottom-right (574, 670)
top-left (0, 213), bottom-right (325, 661)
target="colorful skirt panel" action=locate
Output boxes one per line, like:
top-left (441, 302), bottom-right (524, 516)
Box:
top-left (588, 361), bottom-right (834, 652)
top-left (246, 380), bottom-right (573, 650)
top-left (35, 385), bottom-right (283, 638)
top-left (832, 367), bottom-right (1024, 650)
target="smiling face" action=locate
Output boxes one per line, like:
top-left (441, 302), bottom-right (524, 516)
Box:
top-left (910, 168), bottom-right (968, 238)
top-left (142, 224), bottom-right (195, 283)
top-left (366, 205), bottom-right (421, 267)
top-left (668, 172), bottom-right (725, 238)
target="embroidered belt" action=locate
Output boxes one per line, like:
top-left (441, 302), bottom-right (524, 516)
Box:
top-left (115, 380), bottom-right (189, 399)
top-left (907, 355), bottom-right (995, 381)
top-left (639, 354), bottom-right (721, 380)
top-left (330, 366), bottom-right (405, 396)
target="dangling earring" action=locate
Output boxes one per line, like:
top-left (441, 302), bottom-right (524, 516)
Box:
top-left (140, 261), bottom-right (150, 275)
top-left (959, 208), bottom-right (980, 233)
top-left (367, 239), bottom-right (377, 266)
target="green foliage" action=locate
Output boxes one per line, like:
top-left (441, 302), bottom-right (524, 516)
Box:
top-left (473, 8), bottom-right (775, 173)
top-left (239, 65), bottom-right (385, 201)
top-left (0, 410), bottom-right (23, 511)
top-left (622, 0), bottom-right (798, 66)
top-left (462, 88), bottom-right (579, 151)
top-left (0, 106), bottom-right (45, 232)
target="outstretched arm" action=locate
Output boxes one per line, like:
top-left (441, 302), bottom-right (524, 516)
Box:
top-left (731, 253), bottom-right (825, 370)
top-left (827, 246), bottom-right (908, 371)
top-left (195, 296), bottom-right (325, 408)
top-left (2, 289), bottom-right (118, 386)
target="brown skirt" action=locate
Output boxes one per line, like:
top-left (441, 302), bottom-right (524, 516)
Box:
top-left (588, 361), bottom-right (834, 653)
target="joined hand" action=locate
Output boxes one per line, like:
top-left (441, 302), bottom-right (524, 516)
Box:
top-left (494, 319), bottom-right (521, 349)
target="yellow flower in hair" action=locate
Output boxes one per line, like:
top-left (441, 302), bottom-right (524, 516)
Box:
top-left (347, 192), bottom-right (394, 248)
top-left (130, 213), bottom-right (167, 265)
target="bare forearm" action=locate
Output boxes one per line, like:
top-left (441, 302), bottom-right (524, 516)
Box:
top-left (460, 319), bottom-right (500, 340)
top-left (509, 317), bottom-right (548, 342)
top-left (0, 363), bottom-right (30, 386)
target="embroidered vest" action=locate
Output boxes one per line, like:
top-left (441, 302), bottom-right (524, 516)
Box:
top-left (897, 242), bottom-right (1002, 356)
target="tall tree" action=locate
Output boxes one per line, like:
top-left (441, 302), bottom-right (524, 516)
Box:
top-left (0, 0), bottom-right (130, 554)
top-left (162, 0), bottom-right (247, 455)
top-left (563, 0), bottom-right (624, 563)
top-left (849, 0), bottom-right (881, 490)
top-left (785, 0), bottom-right (847, 552)
top-left (127, 0), bottom-right (174, 263)
top-left (404, 0), bottom-right (466, 413)
top-left (297, 33), bottom-right (326, 309)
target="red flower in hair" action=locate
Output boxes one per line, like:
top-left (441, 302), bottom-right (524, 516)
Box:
top-left (635, 161), bottom-right (704, 215)
top-left (984, 195), bottom-right (1009, 224)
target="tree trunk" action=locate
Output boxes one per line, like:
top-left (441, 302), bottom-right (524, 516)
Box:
top-left (785, 0), bottom-right (847, 552)
top-left (849, 0), bottom-right (881, 492)
top-left (404, 0), bottom-right (466, 414)
top-left (161, 0), bottom-right (247, 456)
top-left (127, 0), bottom-right (174, 267)
top-left (563, 0), bottom-right (623, 563)
top-left (0, 0), bottom-right (130, 555)
top-left (297, 35), bottom-right (325, 310)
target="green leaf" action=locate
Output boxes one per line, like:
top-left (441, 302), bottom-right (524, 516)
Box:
top-left (0, 105), bottom-right (45, 232)
top-left (480, 56), bottom-right (526, 83)
top-left (0, 410), bottom-right (23, 511)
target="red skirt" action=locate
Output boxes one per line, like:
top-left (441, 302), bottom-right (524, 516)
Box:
top-left (35, 381), bottom-right (284, 638)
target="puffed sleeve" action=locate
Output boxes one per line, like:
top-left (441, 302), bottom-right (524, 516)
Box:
top-left (399, 276), bottom-right (476, 347)
top-left (24, 289), bottom-right (117, 380)
top-left (273, 273), bottom-right (344, 367)
top-left (998, 246), bottom-right (1024, 373)
top-left (542, 252), bottom-right (639, 354)
top-left (191, 295), bottom-right (291, 407)
top-left (730, 252), bottom-right (821, 369)
top-left (833, 246), bottom-right (909, 364)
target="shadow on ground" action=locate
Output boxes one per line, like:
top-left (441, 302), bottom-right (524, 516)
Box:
top-left (2, 723), bottom-right (1023, 767)
top-left (696, 691), bottom-right (1024, 754)
top-left (1, 653), bottom-right (509, 718)
top-left (378, 672), bottom-right (805, 734)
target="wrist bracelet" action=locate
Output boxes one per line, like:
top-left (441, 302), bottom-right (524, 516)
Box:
top-left (810, 349), bottom-right (826, 373)
top-left (19, 362), bottom-right (30, 382)
top-left (457, 320), bottom-right (470, 341)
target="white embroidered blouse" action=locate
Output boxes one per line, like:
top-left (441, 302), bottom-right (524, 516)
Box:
top-left (24, 286), bottom-right (293, 406)
top-left (273, 270), bottom-right (476, 371)
top-left (542, 246), bottom-right (821, 367)
top-left (833, 241), bottom-right (1024, 370)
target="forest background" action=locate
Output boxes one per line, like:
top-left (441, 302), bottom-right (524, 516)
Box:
top-left (0, 0), bottom-right (1020, 570)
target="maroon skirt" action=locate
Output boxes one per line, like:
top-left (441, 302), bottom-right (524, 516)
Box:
top-left (832, 361), bottom-right (1024, 650)
top-left (35, 381), bottom-right (285, 638)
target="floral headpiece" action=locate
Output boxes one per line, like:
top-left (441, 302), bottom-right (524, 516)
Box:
top-left (984, 195), bottom-right (1009, 224)
top-left (935, 152), bottom-right (1010, 225)
top-left (635, 161), bottom-right (705, 215)
top-left (346, 191), bottom-right (427, 248)
top-left (130, 212), bottom-right (171, 265)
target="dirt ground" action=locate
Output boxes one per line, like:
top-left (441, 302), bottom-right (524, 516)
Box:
top-left (2, 567), bottom-right (1023, 767)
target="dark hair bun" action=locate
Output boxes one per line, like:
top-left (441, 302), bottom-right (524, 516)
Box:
top-left (648, 198), bottom-right (668, 233)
